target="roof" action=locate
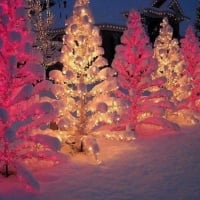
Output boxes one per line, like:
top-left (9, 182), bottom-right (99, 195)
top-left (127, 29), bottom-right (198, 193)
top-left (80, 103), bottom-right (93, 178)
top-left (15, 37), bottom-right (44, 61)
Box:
top-left (142, 0), bottom-right (189, 22)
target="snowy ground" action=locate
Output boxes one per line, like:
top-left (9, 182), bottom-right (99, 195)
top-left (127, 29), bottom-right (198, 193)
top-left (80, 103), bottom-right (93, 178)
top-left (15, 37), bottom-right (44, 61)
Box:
top-left (0, 125), bottom-right (200, 200)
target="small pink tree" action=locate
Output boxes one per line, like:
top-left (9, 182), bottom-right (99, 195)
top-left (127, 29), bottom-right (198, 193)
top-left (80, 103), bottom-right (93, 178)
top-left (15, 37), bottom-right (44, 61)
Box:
top-left (112, 10), bottom-right (179, 136)
top-left (180, 26), bottom-right (200, 120)
top-left (0, 0), bottom-right (60, 191)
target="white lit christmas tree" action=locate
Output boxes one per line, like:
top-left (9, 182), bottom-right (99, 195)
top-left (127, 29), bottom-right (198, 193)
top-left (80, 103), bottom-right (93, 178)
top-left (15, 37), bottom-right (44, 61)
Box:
top-left (49, 0), bottom-right (121, 154)
top-left (153, 18), bottom-right (190, 104)
top-left (0, 0), bottom-right (60, 191)
top-left (112, 10), bottom-right (179, 137)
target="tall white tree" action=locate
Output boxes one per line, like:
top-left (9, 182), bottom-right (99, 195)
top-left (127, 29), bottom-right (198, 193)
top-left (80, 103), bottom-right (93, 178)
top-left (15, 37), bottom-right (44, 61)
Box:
top-left (49, 0), bottom-right (121, 153)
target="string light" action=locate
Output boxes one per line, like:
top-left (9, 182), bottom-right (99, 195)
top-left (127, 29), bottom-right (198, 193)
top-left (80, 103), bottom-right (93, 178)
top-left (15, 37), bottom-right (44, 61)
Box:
top-left (27, 0), bottom-right (60, 68)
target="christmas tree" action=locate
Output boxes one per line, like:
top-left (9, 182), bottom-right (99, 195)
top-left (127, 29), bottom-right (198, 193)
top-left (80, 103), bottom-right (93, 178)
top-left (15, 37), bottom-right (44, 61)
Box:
top-left (195, 0), bottom-right (200, 41)
top-left (27, 0), bottom-right (60, 68)
top-left (0, 0), bottom-right (60, 191)
top-left (49, 0), bottom-right (121, 154)
top-left (112, 10), bottom-right (179, 137)
top-left (153, 17), bottom-right (190, 104)
top-left (180, 26), bottom-right (200, 124)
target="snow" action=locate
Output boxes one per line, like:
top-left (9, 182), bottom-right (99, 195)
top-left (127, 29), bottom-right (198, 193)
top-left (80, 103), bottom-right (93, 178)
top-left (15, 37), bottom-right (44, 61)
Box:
top-left (12, 84), bottom-right (33, 104)
top-left (4, 127), bottom-right (16, 142)
top-left (27, 102), bottom-right (54, 117)
top-left (15, 7), bottom-right (25, 18)
top-left (0, 107), bottom-right (8, 122)
top-left (15, 162), bottom-right (40, 192)
top-left (0, 37), bottom-right (2, 48)
top-left (1, 14), bottom-right (9, 25)
top-left (8, 31), bottom-right (21, 42)
top-left (0, 126), bottom-right (200, 200)
top-left (31, 134), bottom-right (61, 151)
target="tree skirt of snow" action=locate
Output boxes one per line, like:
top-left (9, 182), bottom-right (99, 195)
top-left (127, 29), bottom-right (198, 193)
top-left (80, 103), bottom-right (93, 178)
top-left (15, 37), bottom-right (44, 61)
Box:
top-left (0, 126), bottom-right (200, 199)
top-left (166, 109), bottom-right (199, 127)
top-left (135, 117), bottom-right (180, 137)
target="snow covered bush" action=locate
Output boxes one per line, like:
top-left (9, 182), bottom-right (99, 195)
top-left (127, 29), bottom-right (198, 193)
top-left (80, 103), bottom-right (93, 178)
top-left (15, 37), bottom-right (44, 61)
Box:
top-left (112, 10), bottom-right (179, 136)
top-left (49, 0), bottom-right (121, 156)
top-left (0, 0), bottom-right (60, 191)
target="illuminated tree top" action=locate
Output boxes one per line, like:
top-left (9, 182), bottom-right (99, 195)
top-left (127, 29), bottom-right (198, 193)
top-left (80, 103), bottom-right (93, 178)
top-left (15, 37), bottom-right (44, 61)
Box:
top-left (61, 0), bottom-right (107, 83)
top-left (74, 0), bottom-right (90, 7)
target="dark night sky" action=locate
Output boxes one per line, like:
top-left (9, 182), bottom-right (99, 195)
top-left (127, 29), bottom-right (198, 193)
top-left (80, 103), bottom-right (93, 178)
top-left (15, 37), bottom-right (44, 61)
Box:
top-left (53, 0), bottom-right (197, 36)
top-left (177, 0), bottom-right (197, 34)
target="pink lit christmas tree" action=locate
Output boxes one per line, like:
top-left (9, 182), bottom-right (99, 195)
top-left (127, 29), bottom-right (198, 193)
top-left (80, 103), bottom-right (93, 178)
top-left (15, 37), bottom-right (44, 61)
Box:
top-left (112, 10), bottom-right (179, 136)
top-left (0, 0), bottom-right (60, 191)
top-left (180, 26), bottom-right (200, 123)
top-left (49, 0), bottom-right (122, 156)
